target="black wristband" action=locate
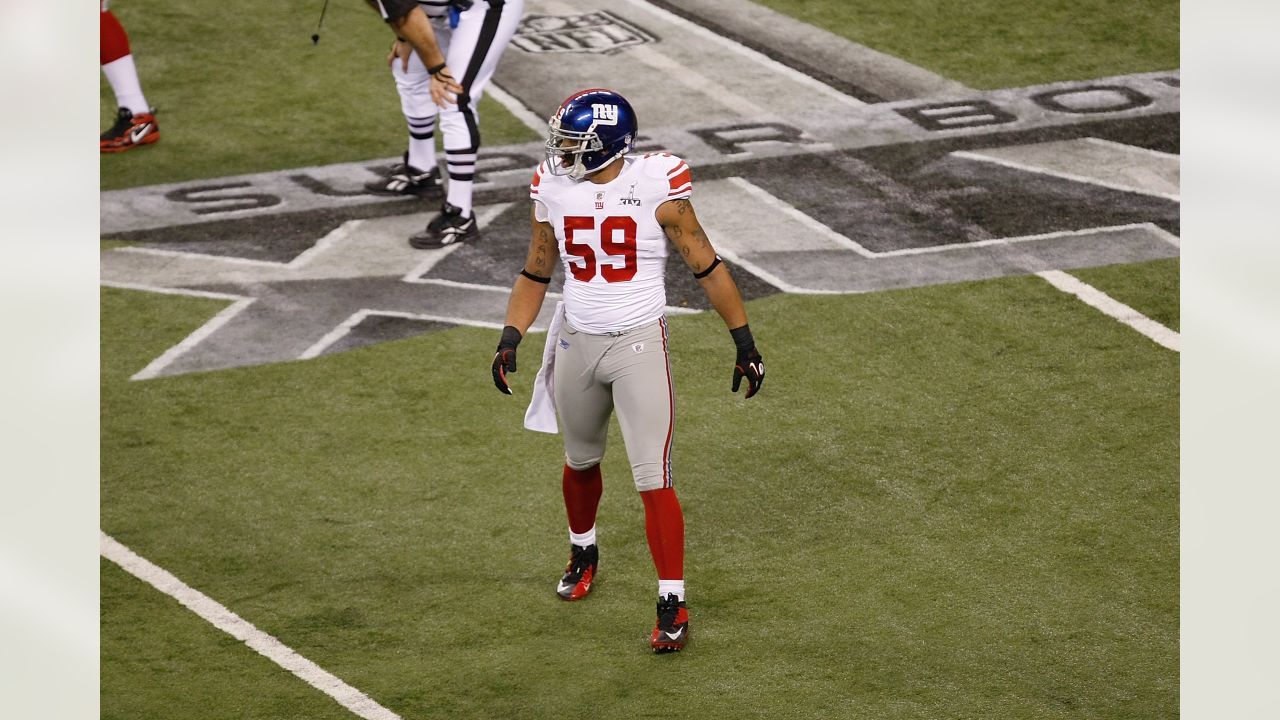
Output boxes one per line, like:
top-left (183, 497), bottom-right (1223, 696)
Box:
top-left (498, 325), bottom-right (522, 350)
top-left (729, 324), bottom-right (755, 352)
top-left (520, 269), bottom-right (551, 284)
top-left (427, 62), bottom-right (447, 76)
top-left (693, 255), bottom-right (722, 280)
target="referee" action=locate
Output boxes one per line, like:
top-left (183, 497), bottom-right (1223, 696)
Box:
top-left (366, 0), bottom-right (525, 248)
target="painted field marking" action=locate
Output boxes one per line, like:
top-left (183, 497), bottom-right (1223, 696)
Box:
top-left (629, 44), bottom-right (769, 117)
top-left (400, 203), bottom-right (511, 282)
top-left (1037, 270), bottom-right (1180, 351)
top-left (100, 532), bottom-right (402, 720)
top-left (300, 310), bottom-right (519, 359)
top-left (725, 176), bottom-right (1169, 257)
top-left (102, 282), bottom-right (258, 381)
top-left (117, 220), bottom-right (364, 270)
top-left (621, 0), bottom-right (865, 109)
top-left (1083, 136), bottom-right (1180, 161)
top-left (952, 148), bottom-right (1181, 202)
top-left (487, 82), bottom-right (547, 136)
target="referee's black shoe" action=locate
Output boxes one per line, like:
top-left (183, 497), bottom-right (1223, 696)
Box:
top-left (364, 152), bottom-right (442, 197)
top-left (410, 202), bottom-right (479, 249)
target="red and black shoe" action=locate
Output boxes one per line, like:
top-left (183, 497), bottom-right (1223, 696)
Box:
top-left (100, 107), bottom-right (160, 153)
top-left (650, 593), bottom-right (689, 653)
top-left (556, 543), bottom-right (597, 601)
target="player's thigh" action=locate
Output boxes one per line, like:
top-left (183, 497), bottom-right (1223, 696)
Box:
top-left (553, 328), bottom-right (613, 469)
top-left (446, 0), bottom-right (523, 98)
top-left (608, 320), bottom-right (675, 491)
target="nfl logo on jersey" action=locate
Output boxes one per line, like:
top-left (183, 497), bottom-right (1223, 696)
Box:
top-left (595, 191), bottom-right (606, 210)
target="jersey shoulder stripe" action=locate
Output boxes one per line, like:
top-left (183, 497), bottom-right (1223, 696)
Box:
top-left (530, 161), bottom-right (545, 197)
top-left (639, 152), bottom-right (693, 199)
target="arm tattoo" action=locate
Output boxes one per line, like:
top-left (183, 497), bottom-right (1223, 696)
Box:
top-left (692, 226), bottom-right (710, 250)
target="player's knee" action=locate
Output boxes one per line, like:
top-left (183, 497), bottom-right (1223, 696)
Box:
top-left (565, 453), bottom-right (603, 471)
top-left (631, 460), bottom-right (667, 492)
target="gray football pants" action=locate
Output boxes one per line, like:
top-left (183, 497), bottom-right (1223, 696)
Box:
top-left (554, 317), bottom-right (675, 492)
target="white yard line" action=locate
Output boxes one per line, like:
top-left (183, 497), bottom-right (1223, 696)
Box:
top-left (952, 150), bottom-right (1181, 202)
top-left (487, 82), bottom-right (549, 136)
top-left (1037, 270), bottom-right (1180, 352)
top-left (100, 532), bottom-right (403, 720)
top-left (621, 0), bottom-right (865, 109)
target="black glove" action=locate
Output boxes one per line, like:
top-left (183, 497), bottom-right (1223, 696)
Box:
top-left (492, 325), bottom-right (522, 395)
top-left (729, 324), bottom-right (765, 398)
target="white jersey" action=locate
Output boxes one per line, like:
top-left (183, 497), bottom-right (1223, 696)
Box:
top-left (530, 153), bottom-right (693, 334)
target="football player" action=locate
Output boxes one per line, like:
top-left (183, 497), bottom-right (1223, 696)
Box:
top-left (491, 89), bottom-right (766, 653)
top-left (100, 1), bottom-right (159, 153)
top-left (365, 0), bottom-right (524, 248)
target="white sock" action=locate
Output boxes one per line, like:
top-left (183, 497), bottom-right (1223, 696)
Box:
top-left (102, 55), bottom-right (149, 115)
top-left (405, 115), bottom-right (437, 173)
top-left (569, 526), bottom-right (596, 548)
top-left (444, 147), bottom-right (476, 216)
top-left (658, 579), bottom-right (685, 602)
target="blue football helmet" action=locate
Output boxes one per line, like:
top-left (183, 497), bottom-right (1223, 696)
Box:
top-left (545, 88), bottom-right (638, 180)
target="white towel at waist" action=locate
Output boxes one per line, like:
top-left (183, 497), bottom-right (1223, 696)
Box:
top-left (523, 301), bottom-right (564, 434)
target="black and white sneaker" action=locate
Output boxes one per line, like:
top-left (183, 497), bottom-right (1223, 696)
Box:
top-left (409, 202), bottom-right (479, 249)
top-left (364, 152), bottom-right (441, 197)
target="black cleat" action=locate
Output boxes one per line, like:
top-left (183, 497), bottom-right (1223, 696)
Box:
top-left (556, 543), bottom-right (598, 601)
top-left (364, 152), bottom-right (442, 197)
top-left (409, 202), bottom-right (479, 249)
top-left (650, 593), bottom-right (688, 653)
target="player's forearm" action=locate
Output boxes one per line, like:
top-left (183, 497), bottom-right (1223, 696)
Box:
top-left (390, 7), bottom-right (446, 68)
top-left (504, 276), bottom-right (549, 335)
top-left (698, 267), bottom-right (749, 330)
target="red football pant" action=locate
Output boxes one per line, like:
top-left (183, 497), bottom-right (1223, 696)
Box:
top-left (101, 10), bottom-right (131, 65)
top-left (640, 487), bottom-right (685, 580)
top-left (562, 463), bottom-right (603, 534)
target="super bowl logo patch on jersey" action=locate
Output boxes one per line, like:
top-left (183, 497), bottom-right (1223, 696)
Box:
top-left (619, 183), bottom-right (641, 207)
top-left (511, 12), bottom-right (658, 55)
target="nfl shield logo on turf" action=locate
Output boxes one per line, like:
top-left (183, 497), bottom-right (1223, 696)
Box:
top-left (512, 11), bottom-right (658, 55)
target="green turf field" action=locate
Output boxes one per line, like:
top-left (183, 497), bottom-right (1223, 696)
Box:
top-left (754, 0), bottom-right (1180, 89)
top-left (102, 275), bottom-right (1178, 718)
top-left (101, 1), bottom-right (1179, 716)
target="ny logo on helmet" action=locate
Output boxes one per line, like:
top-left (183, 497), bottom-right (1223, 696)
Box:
top-left (592, 104), bottom-right (619, 126)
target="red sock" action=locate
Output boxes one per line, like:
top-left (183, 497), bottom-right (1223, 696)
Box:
top-left (640, 487), bottom-right (685, 580)
top-left (101, 10), bottom-right (131, 65)
top-left (562, 464), bottom-right (603, 534)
